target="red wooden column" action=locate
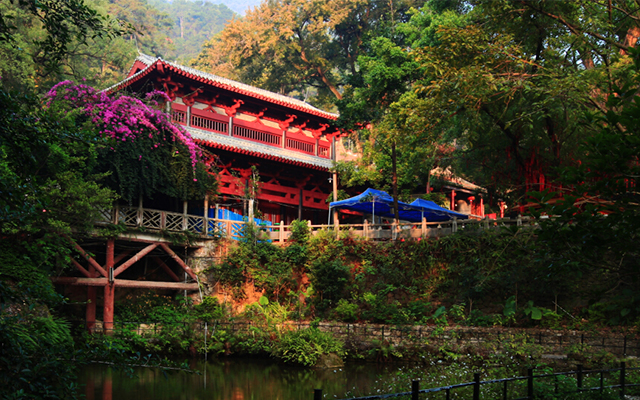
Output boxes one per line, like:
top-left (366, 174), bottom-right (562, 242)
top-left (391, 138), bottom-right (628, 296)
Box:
top-left (86, 265), bottom-right (96, 333)
top-left (102, 367), bottom-right (112, 400)
top-left (450, 190), bottom-right (456, 211)
top-left (103, 239), bottom-right (115, 335)
top-left (85, 369), bottom-right (95, 400)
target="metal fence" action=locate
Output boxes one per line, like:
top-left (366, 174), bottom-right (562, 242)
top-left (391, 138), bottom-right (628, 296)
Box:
top-left (314, 363), bottom-right (640, 400)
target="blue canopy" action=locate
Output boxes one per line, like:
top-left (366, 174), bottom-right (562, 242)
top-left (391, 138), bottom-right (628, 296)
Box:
top-left (409, 198), bottom-right (467, 222)
top-left (329, 188), bottom-right (419, 222)
top-left (329, 188), bottom-right (466, 222)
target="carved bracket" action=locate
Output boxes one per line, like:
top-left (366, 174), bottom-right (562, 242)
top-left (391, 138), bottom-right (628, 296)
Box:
top-left (156, 76), bottom-right (183, 101)
top-left (278, 114), bottom-right (297, 130)
top-left (223, 99), bottom-right (244, 117)
top-left (182, 87), bottom-right (204, 107)
top-left (311, 123), bottom-right (329, 139)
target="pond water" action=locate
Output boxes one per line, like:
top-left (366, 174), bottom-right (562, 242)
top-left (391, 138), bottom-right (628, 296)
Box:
top-left (79, 357), bottom-right (407, 400)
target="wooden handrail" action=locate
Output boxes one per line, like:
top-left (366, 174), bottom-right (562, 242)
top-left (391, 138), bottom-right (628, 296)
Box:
top-left (99, 206), bottom-right (535, 241)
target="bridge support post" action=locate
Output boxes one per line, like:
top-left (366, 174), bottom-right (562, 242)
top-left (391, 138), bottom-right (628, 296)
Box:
top-left (86, 266), bottom-right (96, 333)
top-left (86, 288), bottom-right (96, 333)
top-left (104, 239), bottom-right (115, 335)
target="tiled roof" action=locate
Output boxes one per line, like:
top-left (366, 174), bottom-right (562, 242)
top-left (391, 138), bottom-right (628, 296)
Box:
top-left (187, 126), bottom-right (333, 171)
top-left (108, 54), bottom-right (339, 121)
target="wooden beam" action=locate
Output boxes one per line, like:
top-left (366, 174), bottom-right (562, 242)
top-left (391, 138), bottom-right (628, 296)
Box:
top-left (159, 243), bottom-right (198, 281)
top-left (113, 249), bottom-right (132, 265)
top-left (151, 256), bottom-right (181, 282)
top-left (71, 241), bottom-right (107, 277)
top-left (51, 277), bottom-right (198, 290)
top-left (53, 277), bottom-right (107, 286)
top-left (115, 280), bottom-right (198, 290)
top-left (113, 243), bottom-right (159, 277)
top-left (71, 259), bottom-right (92, 278)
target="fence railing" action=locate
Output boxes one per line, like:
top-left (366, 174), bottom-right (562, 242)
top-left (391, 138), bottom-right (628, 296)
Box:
top-left (96, 206), bottom-right (245, 240)
top-left (96, 206), bottom-right (536, 242)
top-left (77, 319), bottom-right (639, 399)
top-left (80, 320), bottom-right (640, 358)
top-left (271, 215), bottom-right (533, 242)
top-left (313, 363), bottom-right (640, 400)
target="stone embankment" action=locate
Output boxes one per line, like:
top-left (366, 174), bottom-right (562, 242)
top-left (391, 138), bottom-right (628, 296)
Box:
top-left (314, 322), bottom-right (639, 356)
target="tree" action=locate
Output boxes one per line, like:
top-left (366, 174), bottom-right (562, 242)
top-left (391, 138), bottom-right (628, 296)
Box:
top-left (45, 81), bottom-right (217, 204)
top-left (0, 88), bottom-right (116, 239)
top-left (193, 0), bottom-right (426, 109)
top-left (194, 0), bottom-right (362, 105)
top-left (338, 0), bottom-right (640, 210)
top-left (531, 48), bottom-right (640, 324)
top-left (336, 2), bottom-right (467, 220)
top-left (150, 0), bottom-right (235, 63)
top-left (0, 0), bottom-right (129, 90)
top-left (432, 0), bottom-right (640, 202)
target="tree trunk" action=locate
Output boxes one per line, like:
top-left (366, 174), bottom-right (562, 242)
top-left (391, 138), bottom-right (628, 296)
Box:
top-left (316, 66), bottom-right (342, 100)
top-left (391, 142), bottom-right (400, 224)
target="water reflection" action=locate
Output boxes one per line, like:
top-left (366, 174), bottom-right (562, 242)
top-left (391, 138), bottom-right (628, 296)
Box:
top-left (80, 358), bottom-right (397, 400)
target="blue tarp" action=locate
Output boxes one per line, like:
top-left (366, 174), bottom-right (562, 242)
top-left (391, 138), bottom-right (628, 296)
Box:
top-left (328, 188), bottom-right (419, 222)
top-left (409, 198), bottom-right (467, 222)
top-left (190, 207), bottom-right (273, 241)
top-left (329, 188), bottom-right (466, 222)
top-left (190, 207), bottom-right (273, 227)
top-left (210, 208), bottom-right (273, 227)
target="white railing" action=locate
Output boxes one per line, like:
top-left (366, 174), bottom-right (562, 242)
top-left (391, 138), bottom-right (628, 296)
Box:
top-left (96, 206), bottom-right (535, 242)
top-left (267, 215), bottom-right (534, 243)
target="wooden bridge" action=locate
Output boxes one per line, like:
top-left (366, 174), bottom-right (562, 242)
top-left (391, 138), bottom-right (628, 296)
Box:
top-left (97, 205), bottom-right (534, 243)
top-left (54, 205), bottom-right (533, 336)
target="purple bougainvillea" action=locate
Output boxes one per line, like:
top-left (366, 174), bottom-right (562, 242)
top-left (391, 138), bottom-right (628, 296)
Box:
top-left (45, 81), bottom-right (200, 171)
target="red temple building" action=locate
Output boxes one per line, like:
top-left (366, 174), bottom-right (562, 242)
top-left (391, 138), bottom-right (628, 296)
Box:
top-left (55, 56), bottom-right (487, 334)
top-left (56, 55), bottom-right (358, 333)
top-left (109, 54), bottom-right (356, 224)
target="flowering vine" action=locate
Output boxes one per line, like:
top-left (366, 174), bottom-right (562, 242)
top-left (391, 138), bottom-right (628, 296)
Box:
top-left (44, 81), bottom-right (216, 203)
top-left (45, 81), bottom-right (200, 171)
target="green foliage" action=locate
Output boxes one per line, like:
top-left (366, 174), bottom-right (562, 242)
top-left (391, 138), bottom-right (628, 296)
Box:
top-left (310, 259), bottom-right (351, 310)
top-left (116, 292), bottom-right (191, 323)
top-left (0, 241), bottom-right (62, 306)
top-left (288, 219), bottom-right (310, 243)
top-left (529, 47), bottom-right (640, 326)
top-left (211, 222), bottom-right (299, 300)
top-left (149, 0), bottom-right (234, 63)
top-left (0, 0), bottom-right (125, 84)
top-left (193, 296), bottom-right (224, 321)
top-left (0, 274), bottom-right (80, 399)
top-left (0, 88), bottom-right (117, 236)
top-left (334, 298), bottom-right (358, 322)
top-left (0, 314), bottom-right (79, 399)
top-left (274, 328), bottom-right (345, 367)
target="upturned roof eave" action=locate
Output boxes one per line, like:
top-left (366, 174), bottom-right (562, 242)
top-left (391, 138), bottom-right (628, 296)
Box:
top-left (105, 55), bottom-right (339, 121)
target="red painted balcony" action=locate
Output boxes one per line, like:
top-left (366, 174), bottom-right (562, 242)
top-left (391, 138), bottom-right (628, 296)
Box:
top-left (171, 103), bottom-right (332, 161)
